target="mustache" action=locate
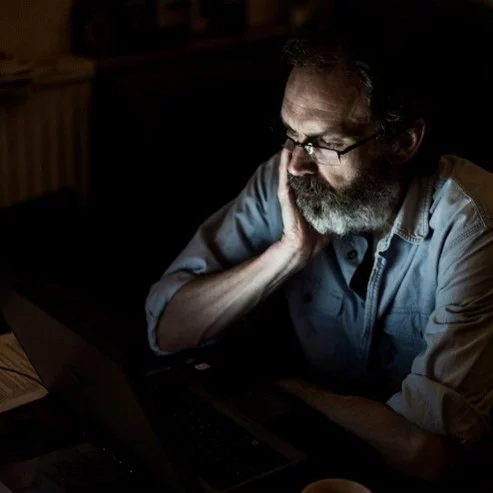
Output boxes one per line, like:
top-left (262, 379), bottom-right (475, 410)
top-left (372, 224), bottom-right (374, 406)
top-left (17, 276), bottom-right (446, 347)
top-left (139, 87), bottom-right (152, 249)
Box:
top-left (287, 172), bottom-right (336, 198)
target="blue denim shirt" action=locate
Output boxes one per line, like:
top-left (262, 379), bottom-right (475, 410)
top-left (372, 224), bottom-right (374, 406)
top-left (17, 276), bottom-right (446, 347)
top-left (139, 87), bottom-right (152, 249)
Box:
top-left (146, 153), bottom-right (493, 445)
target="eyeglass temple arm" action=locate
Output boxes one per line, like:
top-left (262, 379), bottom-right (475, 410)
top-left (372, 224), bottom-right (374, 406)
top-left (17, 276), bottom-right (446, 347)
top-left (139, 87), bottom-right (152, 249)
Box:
top-left (338, 130), bottom-right (383, 156)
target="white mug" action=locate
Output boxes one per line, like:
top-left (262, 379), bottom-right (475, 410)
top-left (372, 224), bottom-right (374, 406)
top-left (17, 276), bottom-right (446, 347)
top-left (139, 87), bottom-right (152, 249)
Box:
top-left (302, 478), bottom-right (372, 493)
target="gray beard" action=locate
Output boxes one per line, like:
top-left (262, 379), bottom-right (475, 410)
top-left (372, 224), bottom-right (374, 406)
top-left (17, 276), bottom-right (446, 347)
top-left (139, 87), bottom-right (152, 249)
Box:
top-left (288, 165), bottom-right (403, 236)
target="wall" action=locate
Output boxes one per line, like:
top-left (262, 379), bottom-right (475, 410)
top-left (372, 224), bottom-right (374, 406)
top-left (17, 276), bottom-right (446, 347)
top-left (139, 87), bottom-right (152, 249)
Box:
top-left (474, 0), bottom-right (493, 6)
top-left (0, 0), bottom-right (492, 61)
top-left (0, 0), bottom-right (285, 61)
top-left (0, 0), bottom-right (73, 60)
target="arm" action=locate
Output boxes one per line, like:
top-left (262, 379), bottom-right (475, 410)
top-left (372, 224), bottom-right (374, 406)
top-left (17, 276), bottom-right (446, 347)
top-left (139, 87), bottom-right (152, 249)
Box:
top-left (157, 240), bottom-right (303, 352)
top-left (277, 379), bottom-right (459, 482)
top-left (155, 149), bottom-right (330, 353)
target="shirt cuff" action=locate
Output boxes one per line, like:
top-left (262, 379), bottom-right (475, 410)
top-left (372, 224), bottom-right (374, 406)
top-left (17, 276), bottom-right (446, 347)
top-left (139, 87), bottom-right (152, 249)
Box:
top-left (387, 374), bottom-right (491, 445)
top-left (145, 271), bottom-right (195, 356)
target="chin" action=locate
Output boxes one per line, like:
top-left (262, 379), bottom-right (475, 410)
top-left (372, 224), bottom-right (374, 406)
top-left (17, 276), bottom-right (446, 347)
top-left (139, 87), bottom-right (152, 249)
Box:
top-left (299, 201), bottom-right (394, 237)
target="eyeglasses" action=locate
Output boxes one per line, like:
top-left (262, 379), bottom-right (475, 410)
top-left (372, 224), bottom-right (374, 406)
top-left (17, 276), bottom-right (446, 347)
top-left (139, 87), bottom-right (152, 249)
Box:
top-left (273, 124), bottom-right (383, 166)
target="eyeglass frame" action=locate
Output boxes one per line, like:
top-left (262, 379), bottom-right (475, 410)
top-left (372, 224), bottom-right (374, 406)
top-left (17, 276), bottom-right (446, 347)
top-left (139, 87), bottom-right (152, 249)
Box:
top-left (278, 128), bottom-right (384, 165)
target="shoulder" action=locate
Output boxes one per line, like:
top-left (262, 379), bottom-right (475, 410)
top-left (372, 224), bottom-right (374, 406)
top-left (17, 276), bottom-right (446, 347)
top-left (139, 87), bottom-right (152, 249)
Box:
top-left (245, 152), bottom-right (281, 197)
top-left (239, 152), bottom-right (281, 222)
top-left (429, 155), bottom-right (493, 239)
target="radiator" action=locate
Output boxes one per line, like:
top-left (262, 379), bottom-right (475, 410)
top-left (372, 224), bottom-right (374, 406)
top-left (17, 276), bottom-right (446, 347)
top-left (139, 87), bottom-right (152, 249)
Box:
top-left (0, 56), bottom-right (95, 209)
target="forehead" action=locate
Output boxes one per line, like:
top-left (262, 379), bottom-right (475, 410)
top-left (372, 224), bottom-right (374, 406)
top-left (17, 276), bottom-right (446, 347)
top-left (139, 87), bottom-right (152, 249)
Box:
top-left (282, 66), bottom-right (371, 136)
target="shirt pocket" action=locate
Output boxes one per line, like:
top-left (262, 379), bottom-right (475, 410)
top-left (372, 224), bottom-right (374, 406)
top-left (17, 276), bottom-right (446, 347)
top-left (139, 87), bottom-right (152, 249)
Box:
top-left (304, 274), bottom-right (343, 313)
top-left (296, 280), bottom-right (347, 373)
top-left (376, 307), bottom-right (429, 386)
top-left (286, 269), bottom-right (344, 348)
top-left (382, 306), bottom-right (427, 341)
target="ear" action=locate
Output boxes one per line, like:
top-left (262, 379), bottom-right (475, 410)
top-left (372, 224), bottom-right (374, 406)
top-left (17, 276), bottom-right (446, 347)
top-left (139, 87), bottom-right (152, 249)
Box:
top-left (391, 119), bottom-right (426, 165)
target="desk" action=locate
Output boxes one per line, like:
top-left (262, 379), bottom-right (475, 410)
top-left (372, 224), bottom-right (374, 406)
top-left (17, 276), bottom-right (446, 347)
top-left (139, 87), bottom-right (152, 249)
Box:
top-left (141, 343), bottom-right (430, 493)
top-left (1, 274), bottom-right (492, 493)
top-left (1, 391), bottom-right (491, 493)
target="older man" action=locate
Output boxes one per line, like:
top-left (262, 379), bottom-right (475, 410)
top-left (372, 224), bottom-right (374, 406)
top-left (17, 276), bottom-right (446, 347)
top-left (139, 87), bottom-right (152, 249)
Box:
top-left (145, 23), bottom-right (493, 482)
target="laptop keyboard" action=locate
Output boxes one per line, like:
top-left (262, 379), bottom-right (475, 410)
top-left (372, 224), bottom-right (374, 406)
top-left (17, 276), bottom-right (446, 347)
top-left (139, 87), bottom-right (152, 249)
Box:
top-left (143, 372), bottom-right (290, 491)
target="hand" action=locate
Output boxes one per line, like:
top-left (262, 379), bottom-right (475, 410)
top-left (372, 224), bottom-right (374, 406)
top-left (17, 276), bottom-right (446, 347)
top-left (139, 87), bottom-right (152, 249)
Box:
top-left (277, 149), bottom-right (331, 266)
top-left (275, 377), bottom-right (323, 408)
top-left (275, 377), bottom-right (311, 396)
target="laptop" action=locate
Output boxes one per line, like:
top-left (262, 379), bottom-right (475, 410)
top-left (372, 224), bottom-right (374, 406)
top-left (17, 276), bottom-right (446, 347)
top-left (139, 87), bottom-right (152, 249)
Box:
top-left (0, 281), bottom-right (321, 493)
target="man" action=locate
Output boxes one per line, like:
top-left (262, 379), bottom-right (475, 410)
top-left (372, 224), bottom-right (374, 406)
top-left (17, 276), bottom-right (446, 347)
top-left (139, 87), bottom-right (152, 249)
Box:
top-left (145, 23), bottom-right (493, 483)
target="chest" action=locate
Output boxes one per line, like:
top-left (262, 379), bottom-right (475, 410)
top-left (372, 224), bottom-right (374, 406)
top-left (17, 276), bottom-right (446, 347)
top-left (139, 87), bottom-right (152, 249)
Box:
top-left (284, 234), bottom-right (438, 389)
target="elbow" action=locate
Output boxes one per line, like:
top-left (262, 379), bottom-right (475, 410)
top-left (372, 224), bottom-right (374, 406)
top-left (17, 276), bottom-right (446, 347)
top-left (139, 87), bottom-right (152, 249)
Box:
top-left (156, 337), bottom-right (189, 354)
top-left (156, 326), bottom-right (198, 354)
top-left (156, 315), bottom-right (201, 354)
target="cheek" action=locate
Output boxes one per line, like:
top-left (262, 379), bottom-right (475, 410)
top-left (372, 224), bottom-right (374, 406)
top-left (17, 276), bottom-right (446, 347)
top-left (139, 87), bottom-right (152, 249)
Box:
top-left (318, 162), bottom-right (358, 190)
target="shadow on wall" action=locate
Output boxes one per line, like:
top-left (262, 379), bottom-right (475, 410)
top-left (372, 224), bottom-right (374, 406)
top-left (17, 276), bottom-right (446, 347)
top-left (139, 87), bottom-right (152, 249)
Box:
top-left (333, 0), bottom-right (493, 169)
top-left (432, 1), bottom-right (493, 169)
top-left (89, 33), bottom-right (288, 282)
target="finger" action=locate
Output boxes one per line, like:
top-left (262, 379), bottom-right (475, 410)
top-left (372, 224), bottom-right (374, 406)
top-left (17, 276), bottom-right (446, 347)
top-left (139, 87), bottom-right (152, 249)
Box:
top-left (277, 148), bottom-right (291, 199)
top-left (279, 146), bottom-right (290, 172)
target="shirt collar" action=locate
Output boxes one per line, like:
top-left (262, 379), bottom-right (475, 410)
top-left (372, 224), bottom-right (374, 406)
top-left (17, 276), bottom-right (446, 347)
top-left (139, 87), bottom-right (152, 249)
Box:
top-left (392, 171), bottom-right (437, 243)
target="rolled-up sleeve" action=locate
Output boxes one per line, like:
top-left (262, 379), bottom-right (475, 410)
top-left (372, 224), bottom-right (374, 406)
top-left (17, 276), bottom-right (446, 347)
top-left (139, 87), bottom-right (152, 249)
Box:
top-left (145, 153), bottom-right (283, 355)
top-left (387, 226), bottom-right (493, 445)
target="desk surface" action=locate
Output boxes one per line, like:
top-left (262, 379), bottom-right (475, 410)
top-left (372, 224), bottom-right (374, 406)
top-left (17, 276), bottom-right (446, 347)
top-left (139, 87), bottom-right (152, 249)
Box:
top-left (0, 334), bottom-right (492, 493)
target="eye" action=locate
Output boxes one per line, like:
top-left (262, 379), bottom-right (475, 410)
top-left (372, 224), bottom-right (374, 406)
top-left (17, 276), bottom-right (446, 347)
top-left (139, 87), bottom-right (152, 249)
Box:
top-left (320, 140), bottom-right (343, 151)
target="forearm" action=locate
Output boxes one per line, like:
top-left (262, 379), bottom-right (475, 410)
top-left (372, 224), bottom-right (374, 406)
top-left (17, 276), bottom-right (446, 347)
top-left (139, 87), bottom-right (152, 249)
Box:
top-left (280, 380), bottom-right (458, 481)
top-left (157, 241), bottom-right (304, 352)
top-left (312, 393), bottom-right (433, 476)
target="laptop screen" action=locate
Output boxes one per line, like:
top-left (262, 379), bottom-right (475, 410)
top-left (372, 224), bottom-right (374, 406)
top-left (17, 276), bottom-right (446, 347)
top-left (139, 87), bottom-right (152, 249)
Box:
top-left (0, 282), bottom-right (200, 493)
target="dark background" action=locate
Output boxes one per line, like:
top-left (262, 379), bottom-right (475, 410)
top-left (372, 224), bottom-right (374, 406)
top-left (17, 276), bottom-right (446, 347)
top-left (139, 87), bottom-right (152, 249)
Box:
top-left (1, 0), bottom-right (492, 359)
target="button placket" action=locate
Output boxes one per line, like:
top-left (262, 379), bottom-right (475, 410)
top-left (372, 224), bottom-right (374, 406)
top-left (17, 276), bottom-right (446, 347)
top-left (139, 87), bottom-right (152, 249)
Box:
top-left (346, 250), bottom-right (358, 261)
top-left (362, 255), bottom-right (387, 365)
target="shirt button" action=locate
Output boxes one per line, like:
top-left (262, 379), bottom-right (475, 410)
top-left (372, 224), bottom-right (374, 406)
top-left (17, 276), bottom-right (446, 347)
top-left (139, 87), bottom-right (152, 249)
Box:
top-left (302, 293), bottom-right (313, 304)
top-left (346, 250), bottom-right (358, 261)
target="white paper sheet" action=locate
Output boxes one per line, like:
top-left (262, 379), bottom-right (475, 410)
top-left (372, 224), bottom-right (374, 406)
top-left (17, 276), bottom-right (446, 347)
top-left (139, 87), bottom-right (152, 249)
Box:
top-left (0, 332), bottom-right (48, 413)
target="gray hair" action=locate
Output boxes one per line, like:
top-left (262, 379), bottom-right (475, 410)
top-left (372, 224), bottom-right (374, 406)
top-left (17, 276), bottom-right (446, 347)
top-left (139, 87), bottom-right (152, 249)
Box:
top-left (281, 25), bottom-right (432, 141)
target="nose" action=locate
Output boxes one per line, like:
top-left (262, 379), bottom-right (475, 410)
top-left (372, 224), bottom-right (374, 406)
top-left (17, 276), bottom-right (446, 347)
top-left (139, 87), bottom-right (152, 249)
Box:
top-left (286, 146), bottom-right (318, 177)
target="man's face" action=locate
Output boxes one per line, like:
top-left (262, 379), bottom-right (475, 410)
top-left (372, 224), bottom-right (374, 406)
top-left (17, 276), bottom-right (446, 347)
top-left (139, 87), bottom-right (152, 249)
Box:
top-left (281, 66), bottom-right (404, 236)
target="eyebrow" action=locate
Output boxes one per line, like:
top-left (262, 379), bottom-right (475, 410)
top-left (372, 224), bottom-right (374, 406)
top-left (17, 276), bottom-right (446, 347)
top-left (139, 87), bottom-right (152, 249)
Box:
top-left (279, 115), bottom-right (368, 141)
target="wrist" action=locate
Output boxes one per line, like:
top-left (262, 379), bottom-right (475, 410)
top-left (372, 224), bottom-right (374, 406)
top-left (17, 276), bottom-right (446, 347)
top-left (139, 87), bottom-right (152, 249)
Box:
top-left (270, 238), bottom-right (308, 270)
top-left (274, 236), bottom-right (313, 269)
